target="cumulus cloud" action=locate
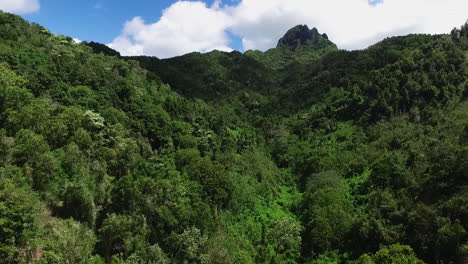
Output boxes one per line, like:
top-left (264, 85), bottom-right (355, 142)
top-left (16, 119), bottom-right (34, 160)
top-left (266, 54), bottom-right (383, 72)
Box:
top-left (109, 0), bottom-right (468, 57)
top-left (108, 1), bottom-right (232, 58)
top-left (227, 0), bottom-right (468, 51)
top-left (0, 0), bottom-right (40, 14)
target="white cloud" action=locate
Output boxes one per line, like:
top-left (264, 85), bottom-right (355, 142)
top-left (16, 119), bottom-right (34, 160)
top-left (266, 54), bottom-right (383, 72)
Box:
top-left (108, 1), bottom-right (232, 58)
top-left (0, 0), bottom-right (40, 14)
top-left (73, 38), bottom-right (82, 44)
top-left (227, 0), bottom-right (468, 51)
top-left (109, 0), bottom-right (468, 57)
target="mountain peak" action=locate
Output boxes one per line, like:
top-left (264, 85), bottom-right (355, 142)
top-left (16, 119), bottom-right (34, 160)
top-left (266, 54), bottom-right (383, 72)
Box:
top-left (277, 25), bottom-right (335, 50)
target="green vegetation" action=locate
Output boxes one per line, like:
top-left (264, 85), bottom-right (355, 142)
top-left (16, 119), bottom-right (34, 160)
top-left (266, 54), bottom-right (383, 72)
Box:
top-left (0, 11), bottom-right (467, 264)
top-left (247, 25), bottom-right (338, 69)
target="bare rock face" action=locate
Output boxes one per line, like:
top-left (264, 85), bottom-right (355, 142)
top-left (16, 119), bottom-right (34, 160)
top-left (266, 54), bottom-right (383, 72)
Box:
top-left (277, 25), bottom-right (335, 50)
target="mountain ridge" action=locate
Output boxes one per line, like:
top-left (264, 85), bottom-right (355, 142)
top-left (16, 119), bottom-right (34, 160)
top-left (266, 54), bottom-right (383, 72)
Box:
top-left (85, 24), bottom-right (338, 69)
top-left (0, 10), bottom-right (467, 264)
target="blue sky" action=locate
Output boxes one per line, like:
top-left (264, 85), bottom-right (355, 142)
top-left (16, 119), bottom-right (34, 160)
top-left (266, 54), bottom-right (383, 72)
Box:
top-left (22, 1), bottom-right (216, 45)
top-left (3, 0), bottom-right (467, 58)
top-left (21, 0), bottom-right (379, 46)
top-left (21, 0), bottom-right (244, 53)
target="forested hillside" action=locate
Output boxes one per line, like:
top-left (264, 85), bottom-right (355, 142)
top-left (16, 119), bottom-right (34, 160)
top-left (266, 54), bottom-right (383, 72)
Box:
top-left (0, 11), bottom-right (467, 264)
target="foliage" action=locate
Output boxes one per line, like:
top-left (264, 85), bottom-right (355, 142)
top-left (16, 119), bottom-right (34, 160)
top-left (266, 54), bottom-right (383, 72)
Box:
top-left (0, 11), bottom-right (467, 264)
top-left (352, 244), bottom-right (426, 264)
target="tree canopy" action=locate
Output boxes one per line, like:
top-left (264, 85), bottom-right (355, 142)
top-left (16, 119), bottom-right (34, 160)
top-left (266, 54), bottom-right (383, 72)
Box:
top-left (0, 11), bottom-right (467, 264)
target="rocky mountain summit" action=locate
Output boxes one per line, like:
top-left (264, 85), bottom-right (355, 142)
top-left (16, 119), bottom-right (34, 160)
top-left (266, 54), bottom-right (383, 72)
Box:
top-left (277, 25), bottom-right (336, 50)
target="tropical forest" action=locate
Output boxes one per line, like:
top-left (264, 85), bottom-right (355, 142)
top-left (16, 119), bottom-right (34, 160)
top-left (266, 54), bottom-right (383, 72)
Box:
top-left (0, 10), bottom-right (467, 264)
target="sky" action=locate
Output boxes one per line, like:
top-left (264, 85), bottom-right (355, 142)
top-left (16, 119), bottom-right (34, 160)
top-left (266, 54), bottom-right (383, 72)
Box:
top-left (1, 0), bottom-right (467, 59)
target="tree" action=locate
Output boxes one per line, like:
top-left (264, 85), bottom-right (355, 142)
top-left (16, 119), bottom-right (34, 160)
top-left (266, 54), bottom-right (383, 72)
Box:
top-left (39, 219), bottom-right (99, 264)
top-left (12, 129), bottom-right (56, 190)
top-left (265, 217), bottom-right (302, 263)
top-left (0, 177), bottom-right (40, 262)
top-left (168, 227), bottom-right (208, 263)
top-left (301, 172), bottom-right (355, 256)
top-left (0, 63), bottom-right (32, 113)
top-left (62, 183), bottom-right (96, 227)
top-left (352, 244), bottom-right (425, 264)
top-left (98, 214), bottom-right (150, 263)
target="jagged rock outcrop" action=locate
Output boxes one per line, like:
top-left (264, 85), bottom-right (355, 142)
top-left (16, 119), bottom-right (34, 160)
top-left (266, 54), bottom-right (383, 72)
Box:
top-left (277, 25), bottom-right (335, 50)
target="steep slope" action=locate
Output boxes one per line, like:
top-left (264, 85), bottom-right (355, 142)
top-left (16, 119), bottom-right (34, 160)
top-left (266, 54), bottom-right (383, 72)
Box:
top-left (126, 25), bottom-right (336, 103)
top-left (276, 33), bottom-right (468, 118)
top-left (129, 25), bottom-right (467, 120)
top-left (0, 10), bottom-right (467, 264)
top-left (128, 50), bottom-right (278, 104)
top-left (128, 23), bottom-right (468, 264)
top-left (245, 25), bottom-right (337, 69)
